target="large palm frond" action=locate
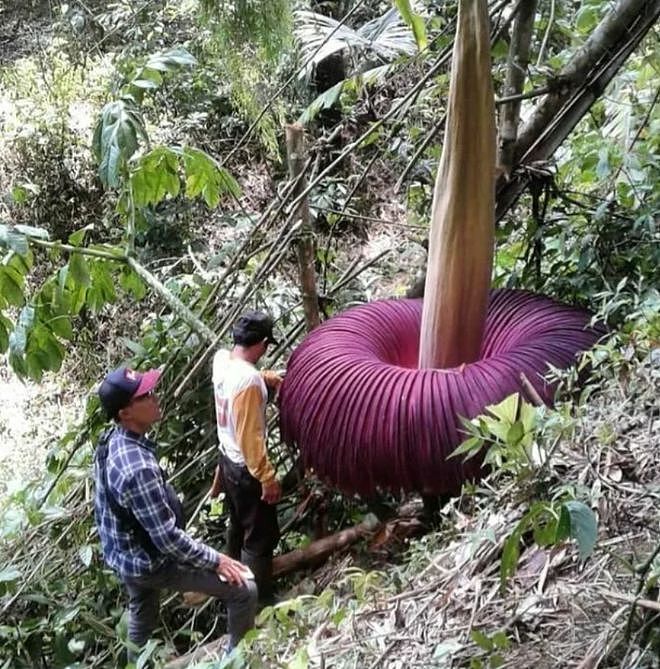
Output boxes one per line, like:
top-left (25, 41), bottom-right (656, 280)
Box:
top-left (294, 8), bottom-right (418, 79)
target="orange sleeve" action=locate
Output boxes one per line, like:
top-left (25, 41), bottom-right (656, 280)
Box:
top-left (233, 385), bottom-right (276, 485)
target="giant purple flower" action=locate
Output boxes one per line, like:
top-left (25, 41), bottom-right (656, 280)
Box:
top-left (279, 290), bottom-right (603, 495)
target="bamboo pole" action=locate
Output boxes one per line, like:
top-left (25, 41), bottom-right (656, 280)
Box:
top-left (126, 256), bottom-right (215, 343)
top-left (285, 123), bottom-right (321, 332)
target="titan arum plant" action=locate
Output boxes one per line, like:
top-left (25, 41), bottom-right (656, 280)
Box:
top-left (279, 0), bottom-right (603, 495)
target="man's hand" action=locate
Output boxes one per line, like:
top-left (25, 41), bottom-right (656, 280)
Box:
top-left (261, 371), bottom-right (283, 390)
top-left (261, 478), bottom-right (282, 504)
top-left (217, 554), bottom-right (251, 586)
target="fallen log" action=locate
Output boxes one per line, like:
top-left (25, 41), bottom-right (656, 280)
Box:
top-left (273, 513), bottom-right (381, 577)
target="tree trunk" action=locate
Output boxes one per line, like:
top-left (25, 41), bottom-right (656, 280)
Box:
top-left (496, 0), bottom-right (659, 219)
top-left (419, 0), bottom-right (495, 369)
top-left (513, 0), bottom-right (657, 164)
top-left (497, 0), bottom-right (537, 176)
top-left (409, 0), bottom-right (658, 297)
top-left (285, 123), bottom-right (321, 332)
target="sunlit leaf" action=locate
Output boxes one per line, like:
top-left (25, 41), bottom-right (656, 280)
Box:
top-left (93, 98), bottom-right (148, 188)
top-left (78, 545), bottom-right (93, 568)
top-left (68, 225), bottom-right (94, 247)
top-left (0, 225), bottom-right (29, 255)
top-left (563, 501), bottom-right (598, 559)
top-left (68, 254), bottom-right (91, 287)
top-left (487, 394), bottom-right (519, 424)
top-left (393, 0), bottom-right (427, 50)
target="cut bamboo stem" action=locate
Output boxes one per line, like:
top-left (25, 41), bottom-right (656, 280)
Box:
top-left (285, 123), bottom-right (321, 332)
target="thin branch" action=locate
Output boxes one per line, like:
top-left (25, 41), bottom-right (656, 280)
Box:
top-left (495, 84), bottom-right (553, 105)
top-left (536, 0), bottom-right (556, 67)
top-left (28, 238), bottom-right (126, 261)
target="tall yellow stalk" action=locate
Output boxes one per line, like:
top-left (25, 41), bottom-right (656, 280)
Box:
top-left (418, 0), bottom-right (496, 369)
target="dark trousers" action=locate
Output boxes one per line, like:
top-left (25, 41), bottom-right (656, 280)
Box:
top-left (123, 561), bottom-right (257, 660)
top-left (219, 454), bottom-right (280, 599)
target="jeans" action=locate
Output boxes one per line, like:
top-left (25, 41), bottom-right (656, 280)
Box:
top-left (122, 560), bottom-right (258, 659)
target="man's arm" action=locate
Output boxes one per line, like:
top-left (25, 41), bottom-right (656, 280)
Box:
top-left (128, 467), bottom-right (221, 569)
top-left (260, 370), bottom-right (282, 390)
top-left (233, 384), bottom-right (281, 503)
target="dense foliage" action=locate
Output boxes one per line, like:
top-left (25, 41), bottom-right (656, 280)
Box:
top-left (0, 0), bottom-right (658, 667)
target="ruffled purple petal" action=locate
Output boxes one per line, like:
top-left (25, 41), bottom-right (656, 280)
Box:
top-left (279, 289), bottom-right (604, 495)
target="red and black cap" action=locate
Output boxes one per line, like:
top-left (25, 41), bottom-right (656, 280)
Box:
top-left (98, 367), bottom-right (161, 419)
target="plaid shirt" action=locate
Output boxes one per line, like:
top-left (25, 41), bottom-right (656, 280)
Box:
top-left (94, 426), bottom-right (220, 579)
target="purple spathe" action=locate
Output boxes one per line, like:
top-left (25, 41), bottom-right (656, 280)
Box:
top-left (279, 289), bottom-right (604, 496)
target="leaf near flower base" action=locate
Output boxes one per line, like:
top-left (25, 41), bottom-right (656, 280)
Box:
top-left (562, 500), bottom-right (598, 559)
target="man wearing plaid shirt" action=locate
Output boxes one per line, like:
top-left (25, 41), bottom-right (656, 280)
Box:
top-left (94, 366), bottom-right (257, 662)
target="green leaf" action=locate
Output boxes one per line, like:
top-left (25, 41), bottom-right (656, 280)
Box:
top-left (448, 436), bottom-right (483, 460)
top-left (9, 251), bottom-right (32, 275)
top-left (491, 632), bottom-right (509, 650)
top-left (482, 415), bottom-right (511, 442)
top-left (86, 262), bottom-right (116, 312)
top-left (40, 330), bottom-right (65, 371)
top-left (563, 501), bottom-right (598, 559)
top-left (121, 337), bottom-right (146, 356)
top-left (0, 317), bottom-right (9, 352)
top-left (471, 629), bottom-right (493, 652)
top-left (506, 421), bottom-right (524, 446)
top-left (9, 351), bottom-right (28, 378)
top-left (519, 401), bottom-right (537, 433)
top-left (393, 0), bottom-right (427, 50)
top-left (490, 653), bottom-right (504, 668)
top-left (68, 225), bottom-right (94, 247)
top-left (500, 527), bottom-right (522, 588)
top-left (12, 185), bottom-right (27, 204)
top-left (491, 38), bottom-right (509, 59)
top-left (487, 393), bottom-right (519, 424)
top-left (0, 268), bottom-right (25, 306)
top-left (576, 5), bottom-right (598, 32)
top-left (26, 351), bottom-right (45, 381)
top-left (555, 503), bottom-right (571, 543)
top-left (93, 98), bottom-right (148, 188)
top-left (119, 267), bottom-right (146, 300)
top-left (182, 147), bottom-right (240, 207)
top-left (533, 513), bottom-right (558, 547)
top-left (68, 254), bottom-right (91, 287)
top-left (287, 646), bottom-right (309, 669)
top-left (131, 147), bottom-right (181, 207)
top-left (299, 80), bottom-right (344, 125)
